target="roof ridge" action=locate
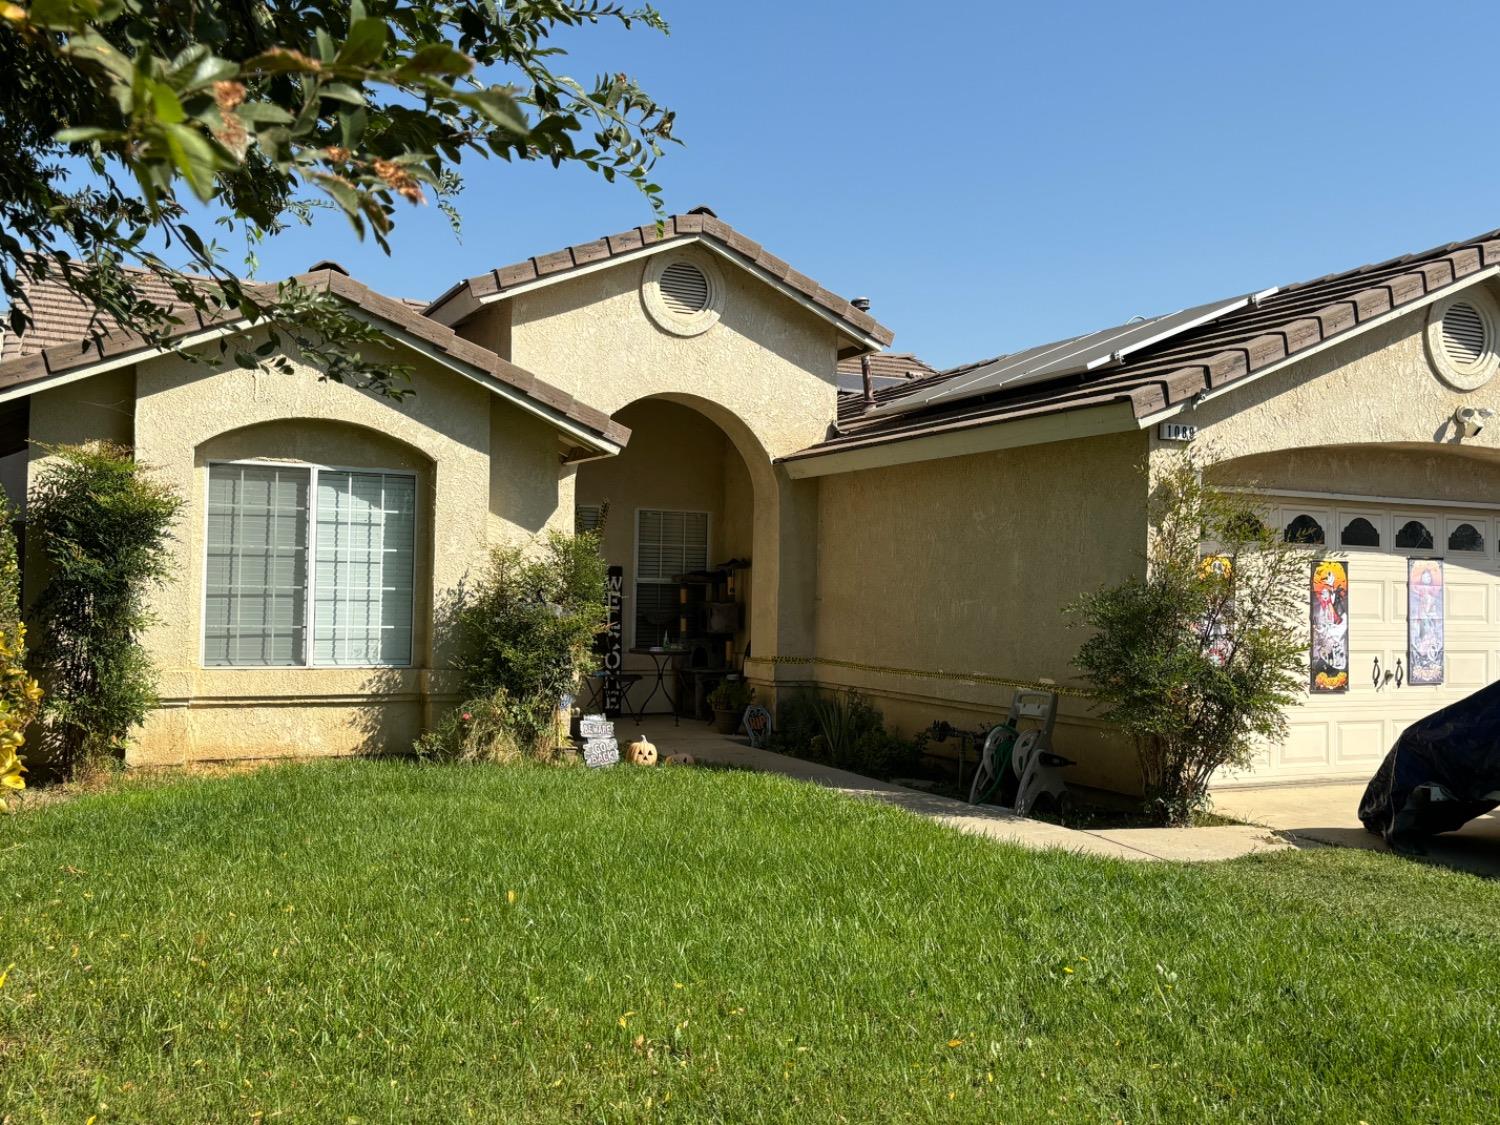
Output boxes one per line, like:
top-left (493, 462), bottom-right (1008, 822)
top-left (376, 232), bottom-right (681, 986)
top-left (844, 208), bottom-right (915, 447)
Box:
top-left (424, 212), bottom-right (895, 347)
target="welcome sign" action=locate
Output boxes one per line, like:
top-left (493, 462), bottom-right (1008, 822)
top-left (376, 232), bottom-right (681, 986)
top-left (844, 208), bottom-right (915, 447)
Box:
top-left (604, 565), bottom-right (624, 717)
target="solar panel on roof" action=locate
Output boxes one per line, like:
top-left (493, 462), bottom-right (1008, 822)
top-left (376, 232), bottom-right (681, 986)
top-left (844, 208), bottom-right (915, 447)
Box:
top-left (869, 288), bottom-right (1277, 418)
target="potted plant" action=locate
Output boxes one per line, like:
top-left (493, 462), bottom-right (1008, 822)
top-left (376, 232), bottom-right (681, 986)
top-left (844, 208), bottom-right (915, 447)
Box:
top-left (707, 677), bottom-right (753, 734)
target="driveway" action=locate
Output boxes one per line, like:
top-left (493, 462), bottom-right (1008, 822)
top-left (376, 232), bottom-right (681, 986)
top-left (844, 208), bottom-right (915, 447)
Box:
top-left (1213, 781), bottom-right (1500, 877)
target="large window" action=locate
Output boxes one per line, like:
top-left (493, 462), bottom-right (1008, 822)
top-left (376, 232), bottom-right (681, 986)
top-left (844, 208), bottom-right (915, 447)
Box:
top-left (634, 509), bottom-right (708, 645)
top-left (205, 462), bottom-right (416, 667)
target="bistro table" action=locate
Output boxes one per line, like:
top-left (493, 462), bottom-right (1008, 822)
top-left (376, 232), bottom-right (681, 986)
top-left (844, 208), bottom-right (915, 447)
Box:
top-left (628, 646), bottom-right (690, 725)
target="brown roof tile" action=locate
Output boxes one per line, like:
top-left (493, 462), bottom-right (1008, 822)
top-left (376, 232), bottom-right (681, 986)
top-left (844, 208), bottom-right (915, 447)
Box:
top-left (0, 267), bottom-right (628, 450)
top-left (795, 223), bottom-right (1500, 462)
top-left (426, 211), bottom-right (895, 347)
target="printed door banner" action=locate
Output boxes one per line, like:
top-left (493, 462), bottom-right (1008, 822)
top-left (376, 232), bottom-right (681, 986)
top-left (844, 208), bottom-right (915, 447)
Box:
top-left (1310, 559), bottom-right (1350, 693)
top-left (1197, 554), bottom-right (1233, 666)
top-left (1407, 558), bottom-right (1445, 685)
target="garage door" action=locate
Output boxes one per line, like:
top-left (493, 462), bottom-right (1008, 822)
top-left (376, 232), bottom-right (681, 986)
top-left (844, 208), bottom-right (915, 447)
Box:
top-left (1232, 497), bottom-right (1500, 784)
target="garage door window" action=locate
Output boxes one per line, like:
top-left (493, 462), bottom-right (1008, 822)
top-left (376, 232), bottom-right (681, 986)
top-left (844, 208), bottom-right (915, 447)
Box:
top-left (1340, 517), bottom-right (1380, 548)
top-left (1395, 520), bottom-right (1434, 550)
top-left (1448, 522), bottom-right (1485, 552)
top-left (1283, 514), bottom-right (1325, 545)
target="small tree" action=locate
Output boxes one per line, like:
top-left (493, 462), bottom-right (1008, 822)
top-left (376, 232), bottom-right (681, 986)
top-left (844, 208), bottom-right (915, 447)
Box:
top-left (419, 530), bottom-right (607, 762)
top-left (28, 443), bottom-right (183, 777)
top-left (1067, 457), bottom-right (1306, 825)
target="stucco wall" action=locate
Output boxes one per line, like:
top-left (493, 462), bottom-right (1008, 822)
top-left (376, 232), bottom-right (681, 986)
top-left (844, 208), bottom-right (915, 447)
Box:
top-left (1190, 281), bottom-right (1500, 473)
top-left (469, 246), bottom-right (842, 673)
top-left (25, 338), bottom-right (568, 765)
top-left (811, 429), bottom-right (1149, 791)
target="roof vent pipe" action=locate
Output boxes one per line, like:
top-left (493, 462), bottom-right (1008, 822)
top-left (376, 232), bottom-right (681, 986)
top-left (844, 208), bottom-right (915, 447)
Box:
top-left (850, 298), bottom-right (875, 407)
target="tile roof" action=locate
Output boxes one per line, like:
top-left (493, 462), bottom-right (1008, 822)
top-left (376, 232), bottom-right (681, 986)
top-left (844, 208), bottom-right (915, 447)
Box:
top-left (425, 209), bottom-right (895, 347)
top-left (834, 352), bottom-right (938, 414)
top-left (791, 225), bottom-right (1500, 462)
top-left (0, 267), bottom-right (628, 448)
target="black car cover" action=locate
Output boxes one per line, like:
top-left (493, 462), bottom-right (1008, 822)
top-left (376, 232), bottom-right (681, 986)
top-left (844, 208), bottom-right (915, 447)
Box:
top-left (1359, 679), bottom-right (1500, 847)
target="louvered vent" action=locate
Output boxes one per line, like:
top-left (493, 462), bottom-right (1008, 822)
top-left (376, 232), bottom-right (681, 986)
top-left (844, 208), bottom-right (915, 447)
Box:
top-left (659, 261), bottom-right (710, 315)
top-left (1442, 301), bottom-right (1489, 367)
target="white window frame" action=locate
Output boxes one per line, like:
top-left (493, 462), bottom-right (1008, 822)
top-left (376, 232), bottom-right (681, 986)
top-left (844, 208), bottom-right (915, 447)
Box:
top-left (201, 459), bottom-right (419, 669)
top-left (631, 507), bottom-right (711, 648)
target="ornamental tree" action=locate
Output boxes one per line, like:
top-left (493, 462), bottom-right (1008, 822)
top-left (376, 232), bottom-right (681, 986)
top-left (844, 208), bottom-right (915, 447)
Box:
top-left (1067, 456), bottom-right (1307, 825)
top-left (0, 0), bottom-right (676, 397)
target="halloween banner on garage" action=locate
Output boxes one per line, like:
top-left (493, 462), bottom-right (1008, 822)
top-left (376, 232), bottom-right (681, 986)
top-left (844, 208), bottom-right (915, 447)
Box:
top-left (1310, 560), bottom-right (1349, 693)
top-left (1407, 558), bottom-right (1445, 685)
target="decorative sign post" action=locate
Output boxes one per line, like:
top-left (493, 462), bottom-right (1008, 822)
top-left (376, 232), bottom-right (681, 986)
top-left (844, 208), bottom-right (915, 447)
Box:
top-left (579, 714), bottom-right (619, 768)
top-left (604, 565), bottom-right (624, 718)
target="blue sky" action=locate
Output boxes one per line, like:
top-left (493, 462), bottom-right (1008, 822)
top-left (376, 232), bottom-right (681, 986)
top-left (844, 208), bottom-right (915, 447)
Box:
top-left (232, 1), bottom-right (1500, 371)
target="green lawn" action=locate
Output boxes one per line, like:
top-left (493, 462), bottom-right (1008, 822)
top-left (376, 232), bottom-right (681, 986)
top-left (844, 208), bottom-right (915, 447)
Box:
top-left (1, 762), bottom-right (1497, 1122)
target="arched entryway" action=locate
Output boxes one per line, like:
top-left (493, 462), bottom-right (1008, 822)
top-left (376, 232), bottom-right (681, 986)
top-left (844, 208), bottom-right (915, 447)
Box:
top-left (575, 394), bottom-right (783, 719)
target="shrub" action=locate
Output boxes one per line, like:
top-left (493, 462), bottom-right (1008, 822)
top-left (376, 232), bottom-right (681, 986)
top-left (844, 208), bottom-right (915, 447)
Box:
top-left (769, 689), bottom-right (920, 779)
top-left (27, 443), bottom-right (182, 777)
top-left (0, 498), bottom-right (41, 806)
top-left (1067, 456), bottom-right (1305, 825)
top-left (423, 531), bottom-right (607, 762)
top-left (706, 677), bottom-right (753, 713)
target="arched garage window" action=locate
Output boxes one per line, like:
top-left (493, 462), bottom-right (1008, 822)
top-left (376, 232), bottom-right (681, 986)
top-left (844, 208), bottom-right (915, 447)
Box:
top-left (1283, 514), bottom-right (1324, 545)
top-left (1449, 522), bottom-right (1485, 552)
top-left (1395, 520), bottom-right (1435, 550)
top-left (1340, 517), bottom-right (1380, 547)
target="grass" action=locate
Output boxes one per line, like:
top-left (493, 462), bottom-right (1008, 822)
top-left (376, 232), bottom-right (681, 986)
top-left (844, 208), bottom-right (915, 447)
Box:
top-left (1, 761), bottom-right (1497, 1122)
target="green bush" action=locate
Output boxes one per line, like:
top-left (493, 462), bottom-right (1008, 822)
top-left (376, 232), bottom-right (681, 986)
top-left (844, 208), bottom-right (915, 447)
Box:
top-left (420, 531), bottom-right (607, 762)
top-left (0, 496), bottom-right (41, 809)
top-left (769, 689), bottom-right (920, 779)
top-left (1067, 456), bottom-right (1305, 825)
top-left (706, 677), bottom-right (753, 713)
top-left (27, 443), bottom-right (181, 777)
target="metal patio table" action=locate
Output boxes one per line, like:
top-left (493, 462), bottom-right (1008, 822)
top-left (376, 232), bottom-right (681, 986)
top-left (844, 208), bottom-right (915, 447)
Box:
top-left (628, 646), bottom-right (689, 725)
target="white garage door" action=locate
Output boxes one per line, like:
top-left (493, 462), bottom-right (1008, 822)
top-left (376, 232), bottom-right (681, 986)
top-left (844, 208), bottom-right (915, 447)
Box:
top-left (1232, 497), bottom-right (1500, 784)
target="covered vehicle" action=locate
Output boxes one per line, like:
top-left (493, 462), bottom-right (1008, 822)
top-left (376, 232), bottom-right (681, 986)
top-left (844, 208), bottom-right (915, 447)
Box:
top-left (1359, 680), bottom-right (1500, 851)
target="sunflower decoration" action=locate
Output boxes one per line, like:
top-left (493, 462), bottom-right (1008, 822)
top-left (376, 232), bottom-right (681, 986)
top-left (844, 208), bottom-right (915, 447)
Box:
top-left (1314, 671), bottom-right (1349, 692)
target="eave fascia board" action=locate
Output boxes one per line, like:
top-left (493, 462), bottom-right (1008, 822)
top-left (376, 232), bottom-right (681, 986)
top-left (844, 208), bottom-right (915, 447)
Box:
top-left (1142, 266), bottom-right (1500, 425)
top-left (781, 401), bottom-right (1139, 479)
top-left (0, 320), bottom-right (253, 405)
top-left (434, 235), bottom-right (888, 353)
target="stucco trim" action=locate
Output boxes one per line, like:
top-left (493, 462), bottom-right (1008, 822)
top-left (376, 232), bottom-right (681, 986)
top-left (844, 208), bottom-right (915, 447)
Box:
top-left (1222, 485), bottom-right (1500, 513)
top-left (781, 400), bottom-right (1138, 478)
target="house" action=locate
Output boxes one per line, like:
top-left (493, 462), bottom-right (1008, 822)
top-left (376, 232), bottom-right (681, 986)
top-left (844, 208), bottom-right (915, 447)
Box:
top-left (2, 212), bottom-right (1499, 792)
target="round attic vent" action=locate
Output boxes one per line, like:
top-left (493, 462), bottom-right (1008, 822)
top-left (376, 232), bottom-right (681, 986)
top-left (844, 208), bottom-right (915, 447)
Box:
top-left (1441, 302), bottom-right (1487, 366)
top-left (659, 261), bottom-right (711, 315)
top-left (643, 253), bottom-right (724, 336)
top-left (1427, 291), bottom-right (1500, 391)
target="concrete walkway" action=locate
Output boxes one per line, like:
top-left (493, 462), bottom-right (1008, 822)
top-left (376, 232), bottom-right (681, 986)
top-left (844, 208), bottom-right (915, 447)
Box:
top-left (626, 718), bottom-right (1289, 863)
top-left (1213, 781), bottom-right (1500, 877)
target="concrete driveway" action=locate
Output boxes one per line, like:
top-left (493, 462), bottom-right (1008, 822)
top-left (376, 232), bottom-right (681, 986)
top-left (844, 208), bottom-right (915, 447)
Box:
top-left (1212, 782), bottom-right (1500, 877)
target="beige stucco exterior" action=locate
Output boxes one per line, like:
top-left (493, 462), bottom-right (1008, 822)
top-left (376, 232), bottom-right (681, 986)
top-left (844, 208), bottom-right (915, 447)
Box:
top-left (24, 335), bottom-right (570, 765)
top-left (19, 239), bottom-right (1500, 788)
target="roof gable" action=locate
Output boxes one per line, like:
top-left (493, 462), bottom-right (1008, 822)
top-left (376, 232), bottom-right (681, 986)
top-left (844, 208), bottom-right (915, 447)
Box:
top-left (0, 268), bottom-right (628, 455)
top-left (424, 210), bottom-right (895, 354)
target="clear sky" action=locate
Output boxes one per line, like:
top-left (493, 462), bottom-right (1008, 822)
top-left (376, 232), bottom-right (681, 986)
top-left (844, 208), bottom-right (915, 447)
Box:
top-left (230, 0), bottom-right (1500, 371)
